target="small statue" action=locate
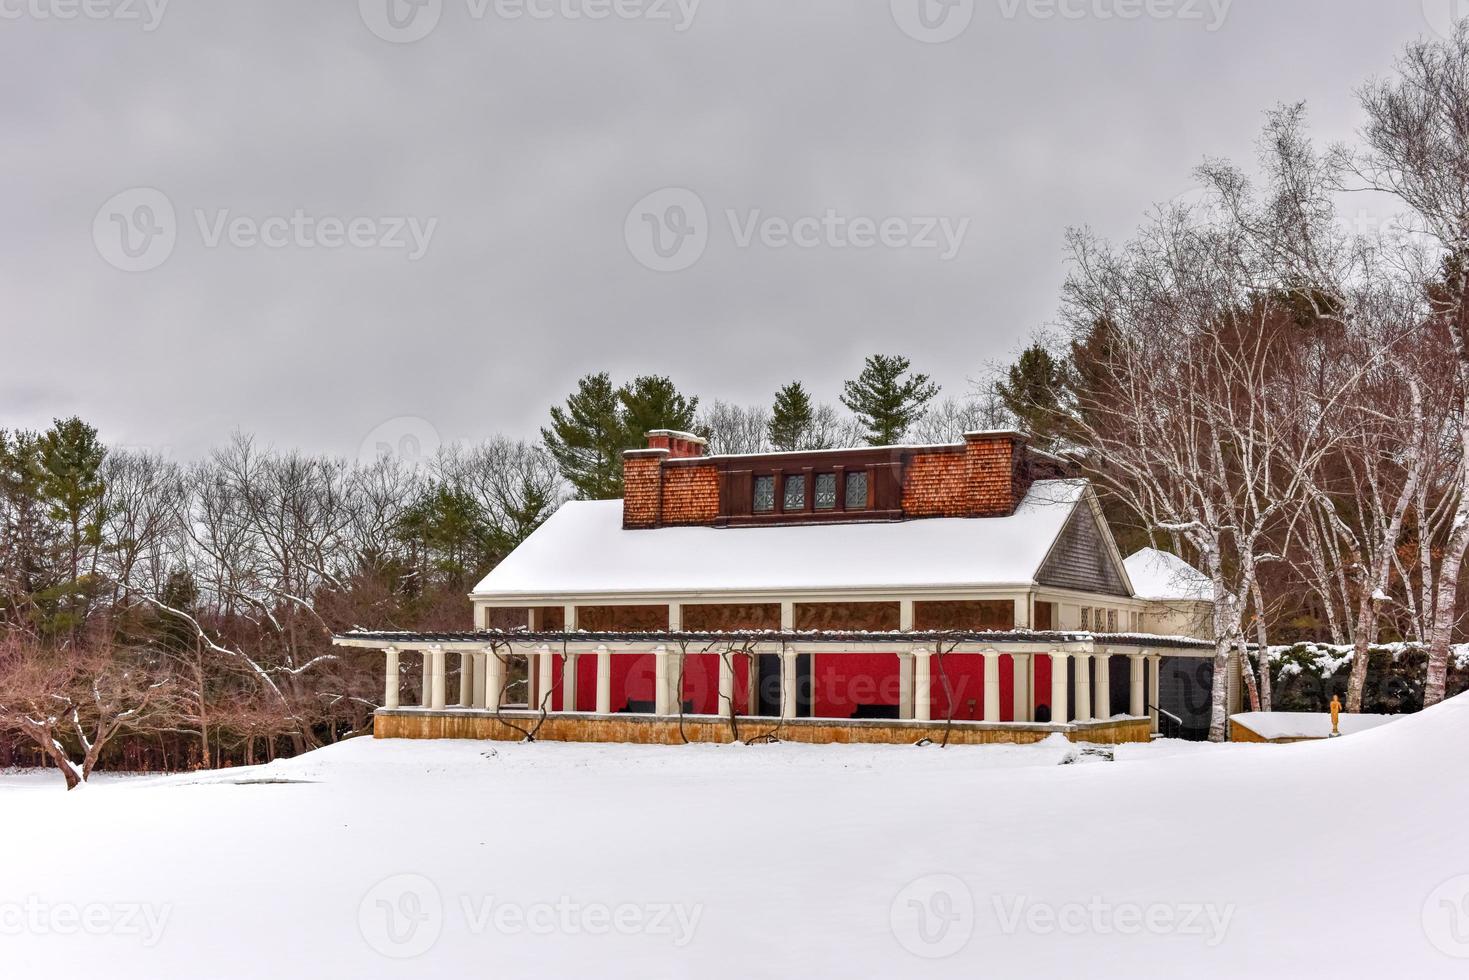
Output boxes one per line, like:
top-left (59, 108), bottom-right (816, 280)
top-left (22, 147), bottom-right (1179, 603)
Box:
top-left (1329, 695), bottom-right (1342, 737)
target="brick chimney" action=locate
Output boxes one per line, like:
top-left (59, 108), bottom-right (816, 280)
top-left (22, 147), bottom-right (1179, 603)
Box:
top-left (622, 431), bottom-right (708, 529)
top-left (962, 430), bottom-right (1030, 517)
top-left (644, 429), bottom-right (707, 459)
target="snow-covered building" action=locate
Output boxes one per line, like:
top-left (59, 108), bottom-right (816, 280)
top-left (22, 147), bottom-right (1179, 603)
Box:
top-left (337, 431), bottom-right (1237, 743)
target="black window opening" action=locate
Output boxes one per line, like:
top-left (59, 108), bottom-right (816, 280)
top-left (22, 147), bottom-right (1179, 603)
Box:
top-left (814, 473), bottom-right (837, 510)
top-left (845, 470), bottom-right (868, 510)
top-left (753, 475), bottom-right (775, 512)
top-left (783, 474), bottom-right (806, 511)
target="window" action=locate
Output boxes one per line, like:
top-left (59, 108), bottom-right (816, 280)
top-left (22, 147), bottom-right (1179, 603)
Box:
top-left (814, 473), bottom-right (837, 510)
top-left (1107, 609), bottom-right (1118, 633)
top-left (1081, 607), bottom-right (1091, 630)
top-left (783, 474), bottom-right (806, 511)
top-left (753, 475), bottom-right (775, 512)
top-left (845, 470), bottom-right (868, 510)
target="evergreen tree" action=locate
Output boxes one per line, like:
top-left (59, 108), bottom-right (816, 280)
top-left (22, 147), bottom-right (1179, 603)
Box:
top-left (36, 417), bottom-right (107, 637)
top-left (541, 373), bottom-right (700, 499)
top-left (618, 375), bottom-right (698, 443)
top-left (996, 343), bottom-right (1068, 448)
top-left (767, 382), bottom-right (815, 451)
top-left (840, 355), bottom-right (939, 446)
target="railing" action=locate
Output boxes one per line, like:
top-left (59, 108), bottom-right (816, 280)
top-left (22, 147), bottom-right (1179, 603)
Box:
top-left (1148, 702), bottom-right (1184, 739)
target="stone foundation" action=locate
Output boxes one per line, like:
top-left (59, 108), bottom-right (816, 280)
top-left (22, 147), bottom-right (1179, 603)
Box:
top-left (374, 709), bottom-right (1151, 746)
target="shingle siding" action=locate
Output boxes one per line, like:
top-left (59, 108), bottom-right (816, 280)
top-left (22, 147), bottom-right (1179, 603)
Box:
top-left (1036, 502), bottom-right (1130, 596)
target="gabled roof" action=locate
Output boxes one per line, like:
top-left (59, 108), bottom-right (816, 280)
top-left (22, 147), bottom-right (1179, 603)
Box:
top-left (1123, 547), bottom-right (1212, 601)
top-left (473, 479), bottom-right (1102, 600)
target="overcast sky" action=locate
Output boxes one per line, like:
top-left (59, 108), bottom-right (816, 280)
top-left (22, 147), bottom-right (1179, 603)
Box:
top-left (0, 0), bottom-right (1457, 461)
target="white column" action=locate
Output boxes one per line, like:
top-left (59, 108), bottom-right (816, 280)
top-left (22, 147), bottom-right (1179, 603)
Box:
top-left (898, 651), bottom-right (915, 720)
top-left (654, 646), bottom-right (671, 715)
top-left (484, 649), bottom-right (505, 709)
top-left (420, 652), bottom-right (431, 707)
top-left (913, 648), bottom-right (932, 722)
top-left (1074, 653), bottom-right (1092, 722)
top-left (536, 645), bottom-right (553, 711)
top-left (459, 651), bottom-right (474, 708)
top-left (983, 652), bottom-right (1001, 721)
top-left (384, 647), bottom-right (400, 709)
top-left (718, 652), bottom-right (735, 718)
top-left (1013, 595), bottom-right (1031, 629)
top-left (1129, 654), bottom-right (1145, 717)
top-left (1094, 652), bottom-right (1111, 720)
top-left (596, 645), bottom-right (612, 713)
top-left (1012, 654), bottom-right (1032, 722)
top-left (430, 646), bottom-right (447, 710)
top-left (472, 652), bottom-right (487, 709)
top-left (564, 603), bottom-right (578, 632)
top-left (563, 652), bottom-right (579, 713)
top-left (1049, 652), bottom-right (1069, 724)
top-left (1148, 654), bottom-right (1162, 734)
top-left (899, 599), bottom-right (914, 632)
top-left (779, 600), bottom-right (794, 631)
top-left (780, 649), bottom-right (798, 720)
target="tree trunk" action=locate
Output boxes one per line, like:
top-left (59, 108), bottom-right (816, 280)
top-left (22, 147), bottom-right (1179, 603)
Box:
top-left (1346, 593), bottom-right (1376, 713)
top-left (1424, 507), bottom-right (1469, 707)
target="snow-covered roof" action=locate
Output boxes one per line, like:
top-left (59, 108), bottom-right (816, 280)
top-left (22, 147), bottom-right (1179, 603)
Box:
top-left (1123, 547), bottom-right (1212, 602)
top-left (1230, 711), bottom-right (1404, 741)
top-left (474, 479), bottom-right (1092, 599)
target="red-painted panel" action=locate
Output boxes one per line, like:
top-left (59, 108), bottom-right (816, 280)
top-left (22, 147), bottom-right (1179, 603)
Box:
top-left (813, 652), bottom-right (901, 719)
top-left (931, 654), bottom-right (985, 720)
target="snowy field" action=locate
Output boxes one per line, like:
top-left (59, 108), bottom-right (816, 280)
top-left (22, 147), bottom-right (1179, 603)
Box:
top-left (5, 698), bottom-right (1468, 979)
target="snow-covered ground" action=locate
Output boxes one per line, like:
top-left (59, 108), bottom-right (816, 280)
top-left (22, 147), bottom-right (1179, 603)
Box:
top-left (5, 697), bottom-right (1468, 978)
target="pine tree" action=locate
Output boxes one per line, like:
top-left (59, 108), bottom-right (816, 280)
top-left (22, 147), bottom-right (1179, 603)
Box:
top-left (541, 373), bottom-right (627, 501)
top-left (618, 375), bottom-right (698, 443)
top-left (767, 382), bottom-right (815, 451)
top-left (840, 355), bottom-right (939, 446)
top-left (541, 374), bottom-right (700, 499)
top-left (996, 343), bottom-right (1068, 447)
top-left (36, 417), bottom-right (107, 638)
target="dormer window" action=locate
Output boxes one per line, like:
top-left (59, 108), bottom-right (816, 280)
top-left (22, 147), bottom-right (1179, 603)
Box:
top-left (753, 475), bottom-right (775, 512)
top-left (845, 471), bottom-right (868, 510)
top-left (814, 473), bottom-right (838, 510)
top-left (783, 474), bottom-right (806, 511)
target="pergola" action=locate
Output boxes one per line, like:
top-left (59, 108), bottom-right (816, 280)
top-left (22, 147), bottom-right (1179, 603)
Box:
top-left (334, 629), bottom-right (1215, 733)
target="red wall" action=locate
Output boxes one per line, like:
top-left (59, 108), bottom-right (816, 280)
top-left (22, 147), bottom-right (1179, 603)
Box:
top-left (551, 651), bottom-right (1055, 720)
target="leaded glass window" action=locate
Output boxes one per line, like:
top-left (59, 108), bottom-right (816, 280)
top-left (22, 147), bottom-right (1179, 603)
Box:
top-left (845, 470), bottom-right (868, 510)
top-left (783, 474), bottom-right (806, 511)
top-left (753, 475), bottom-right (775, 512)
top-left (814, 473), bottom-right (837, 510)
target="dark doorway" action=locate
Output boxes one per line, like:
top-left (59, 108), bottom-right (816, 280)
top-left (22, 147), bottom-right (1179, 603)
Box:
top-left (754, 653), bottom-right (812, 717)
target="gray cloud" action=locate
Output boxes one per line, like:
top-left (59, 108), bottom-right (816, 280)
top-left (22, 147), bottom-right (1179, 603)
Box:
top-left (0, 0), bottom-right (1447, 457)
